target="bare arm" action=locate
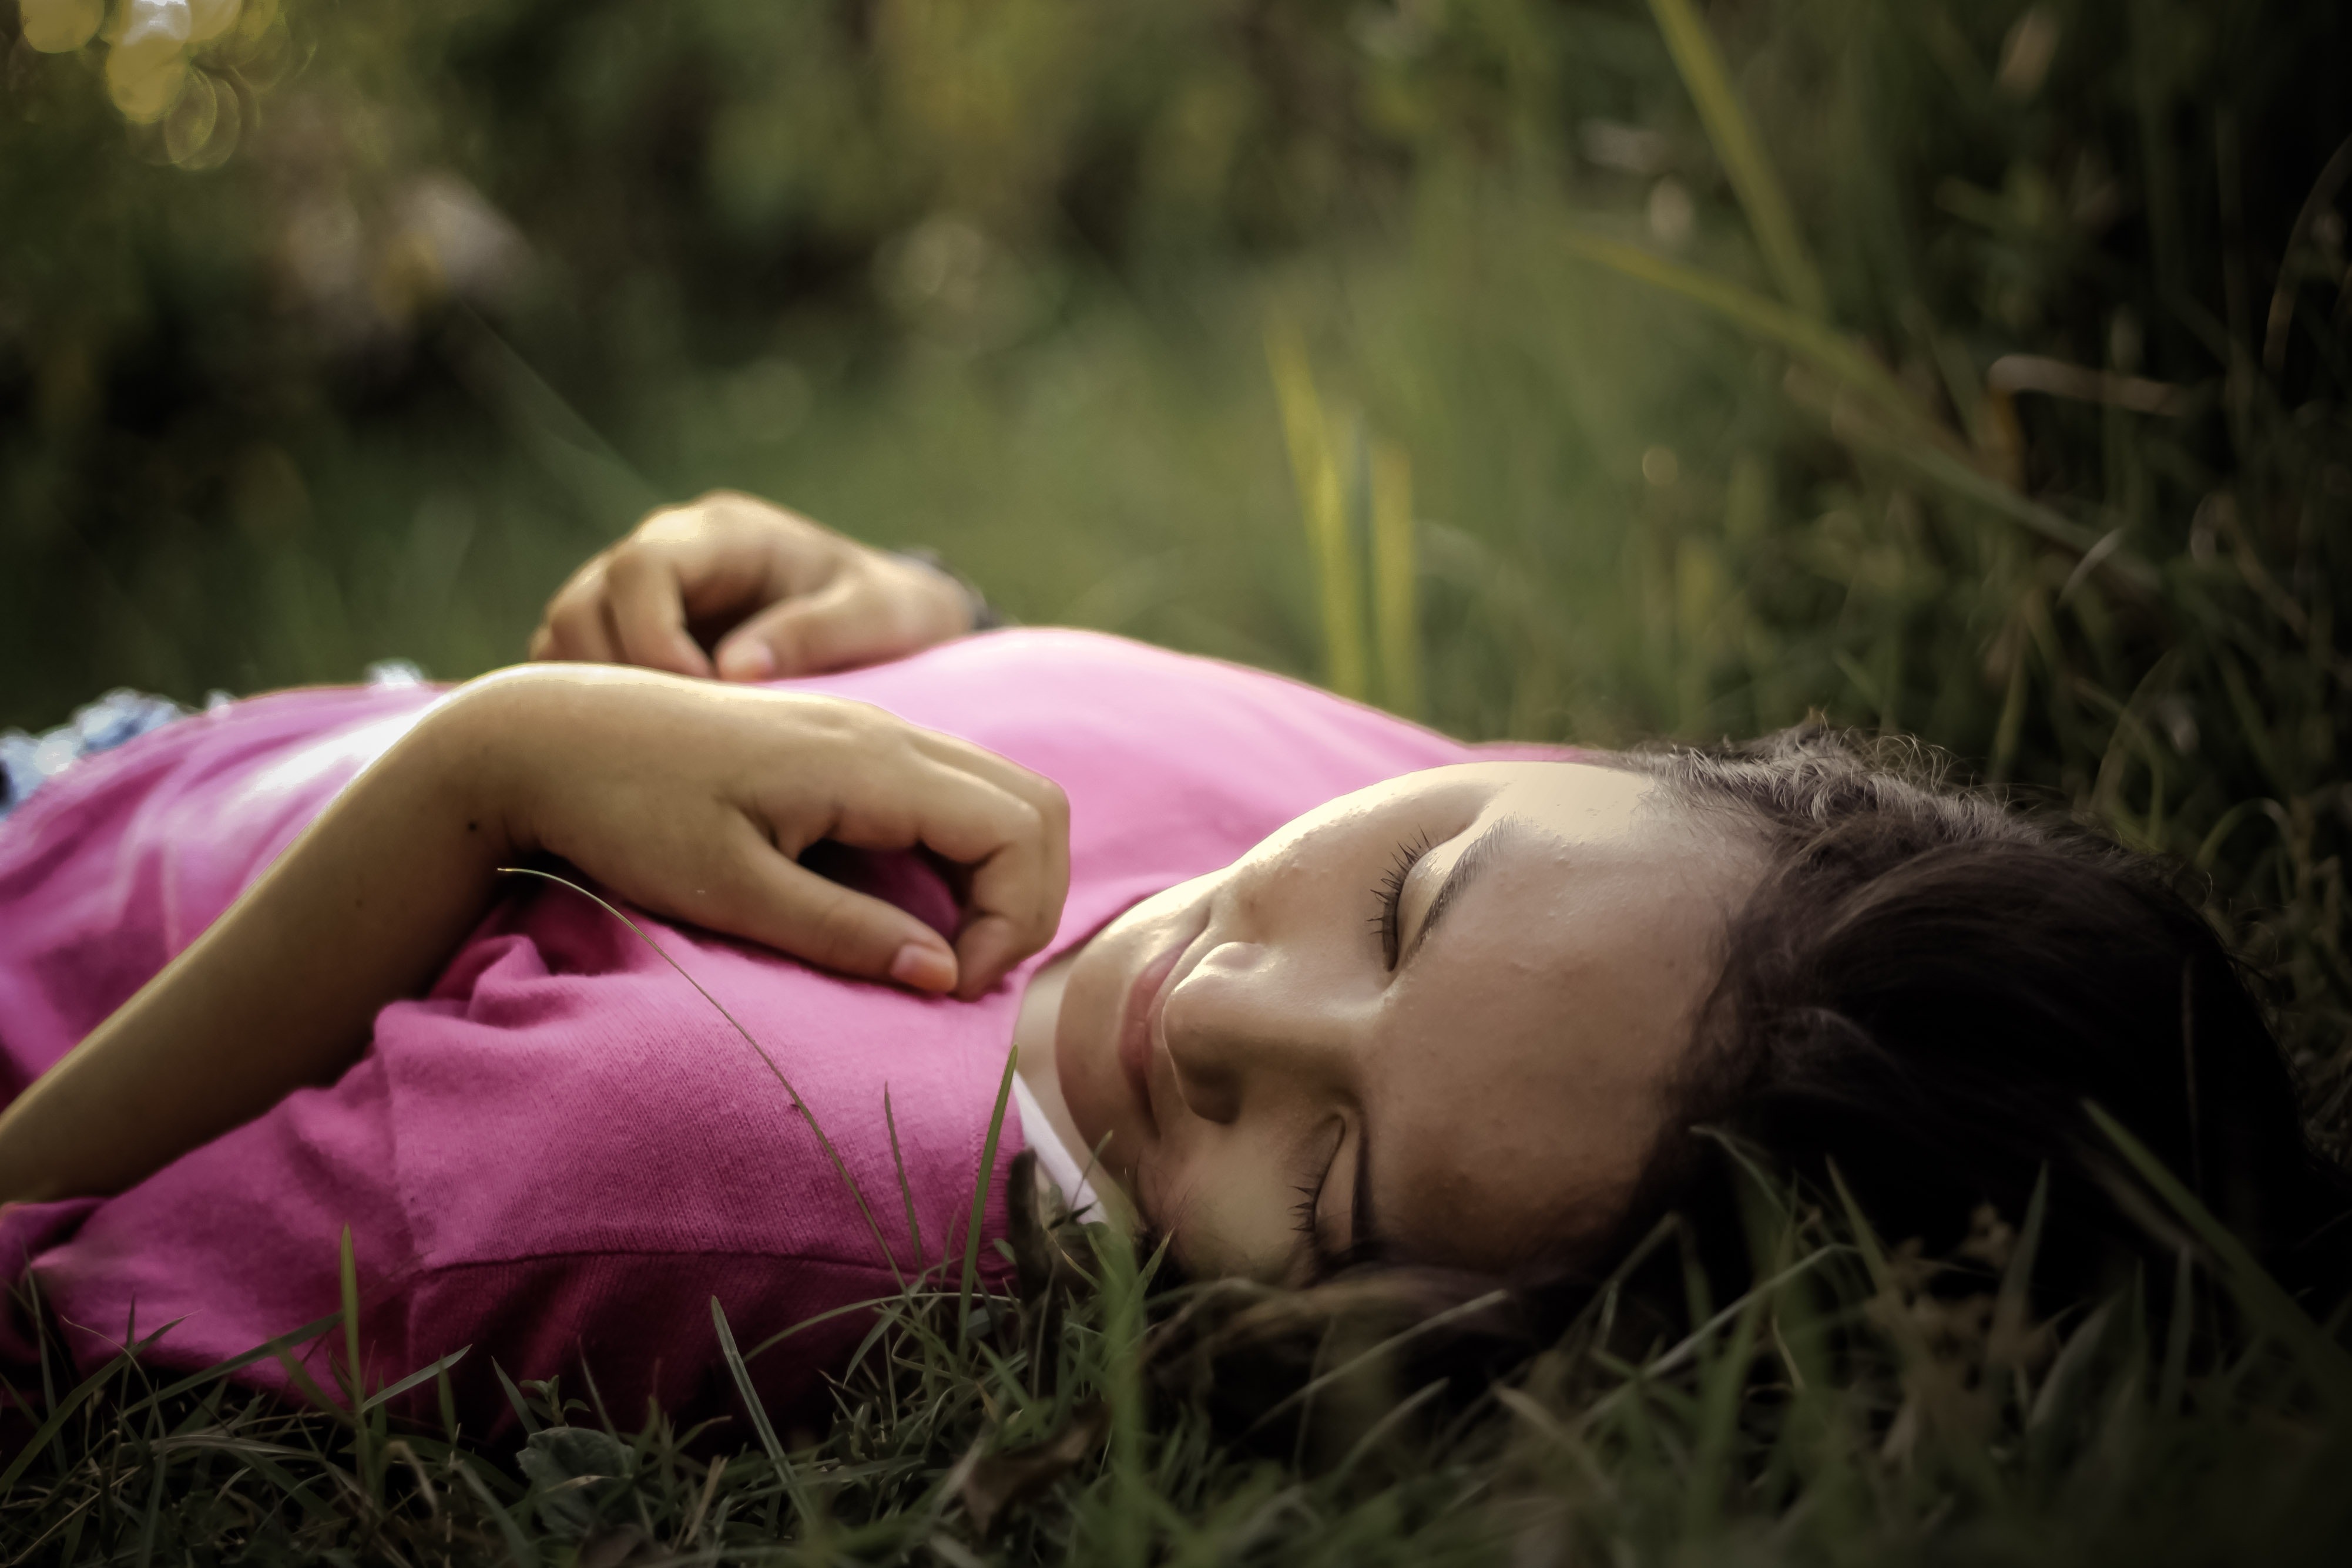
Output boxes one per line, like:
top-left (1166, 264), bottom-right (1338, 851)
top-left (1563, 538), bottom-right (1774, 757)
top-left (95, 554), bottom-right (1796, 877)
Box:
top-left (0, 686), bottom-right (512, 1203)
top-left (0, 666), bottom-right (1068, 1204)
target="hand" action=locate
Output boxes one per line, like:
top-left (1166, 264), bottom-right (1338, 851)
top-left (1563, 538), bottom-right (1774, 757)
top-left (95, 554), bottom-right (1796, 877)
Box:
top-left (0, 663), bottom-right (1068, 1204)
top-left (529, 491), bottom-right (978, 681)
top-left (465, 664), bottom-right (1068, 997)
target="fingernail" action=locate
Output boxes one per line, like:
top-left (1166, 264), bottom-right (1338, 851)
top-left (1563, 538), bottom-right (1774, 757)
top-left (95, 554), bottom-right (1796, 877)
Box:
top-left (890, 942), bottom-right (957, 993)
top-left (719, 643), bottom-right (775, 681)
top-left (953, 932), bottom-right (1009, 999)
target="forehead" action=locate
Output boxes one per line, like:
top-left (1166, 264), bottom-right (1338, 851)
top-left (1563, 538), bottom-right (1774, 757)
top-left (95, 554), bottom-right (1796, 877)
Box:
top-left (1488, 757), bottom-right (1665, 828)
top-left (1277, 758), bottom-right (1664, 847)
top-left (1365, 772), bottom-right (1737, 1267)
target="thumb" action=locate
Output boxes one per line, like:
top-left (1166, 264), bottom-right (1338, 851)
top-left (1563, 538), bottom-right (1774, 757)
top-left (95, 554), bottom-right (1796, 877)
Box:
top-left (715, 579), bottom-right (897, 680)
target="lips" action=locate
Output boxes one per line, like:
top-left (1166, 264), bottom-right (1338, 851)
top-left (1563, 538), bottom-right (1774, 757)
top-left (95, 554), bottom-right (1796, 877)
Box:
top-left (1117, 919), bottom-right (1196, 1127)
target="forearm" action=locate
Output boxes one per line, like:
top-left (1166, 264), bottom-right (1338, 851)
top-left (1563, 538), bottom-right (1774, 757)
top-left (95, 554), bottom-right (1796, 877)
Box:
top-left (0, 683), bottom-right (524, 1203)
top-left (0, 652), bottom-right (1069, 1203)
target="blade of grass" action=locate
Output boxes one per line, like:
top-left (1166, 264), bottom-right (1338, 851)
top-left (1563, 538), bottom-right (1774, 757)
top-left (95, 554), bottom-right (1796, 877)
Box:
top-left (0, 1319), bottom-right (189, 1493)
top-left (2086, 1100), bottom-right (2352, 1410)
top-left (222, 1445), bottom-right (337, 1522)
top-left (1243, 1290), bottom-right (1514, 1437)
top-left (443, 305), bottom-right (663, 530)
top-left (493, 1359), bottom-right (542, 1436)
top-left (26, 1274), bottom-right (64, 1477)
top-left (271, 1341), bottom-right (353, 1425)
top-left (1688, 1244), bottom-right (1771, 1532)
top-left (710, 1298), bottom-right (785, 1465)
top-left (133, 1443), bottom-right (167, 1568)
top-left (116, 1311), bottom-right (342, 1420)
top-left (358, 1345), bottom-right (472, 1415)
top-left (1576, 1247), bottom-right (1839, 1438)
top-left (1992, 1167), bottom-right (2051, 1412)
top-left (1834, 403), bottom-right (2158, 587)
top-left (1565, 231), bottom-right (2153, 582)
top-left (745, 1291), bottom-right (938, 1363)
top-left (1327, 1376), bottom-right (1450, 1489)
top-left (885, 1087), bottom-right (926, 1262)
top-left (457, 1458), bottom-right (541, 1568)
top-left (1562, 229), bottom-right (1926, 435)
top-left (1370, 438), bottom-right (1423, 718)
top-left (2262, 133), bottom-right (2352, 375)
top-left (338, 1225), bottom-right (375, 1502)
top-left (1266, 315), bottom-right (1369, 700)
top-left (2212, 650), bottom-right (2290, 796)
top-left (2159, 1244), bottom-right (2196, 1416)
top-left (1645, 0), bottom-right (1827, 318)
top-left (574, 1358), bottom-right (615, 1435)
top-left (2194, 797), bottom-right (2272, 872)
top-left (1089, 1220), bottom-right (1150, 1568)
top-left (2027, 1298), bottom-right (2119, 1434)
top-left (960, 1046), bottom-right (1019, 1345)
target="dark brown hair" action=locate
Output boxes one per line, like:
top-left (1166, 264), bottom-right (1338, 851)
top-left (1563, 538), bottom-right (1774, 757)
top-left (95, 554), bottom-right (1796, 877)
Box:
top-left (1167, 725), bottom-right (2352, 1441)
top-left (1614, 724), bottom-right (2352, 1307)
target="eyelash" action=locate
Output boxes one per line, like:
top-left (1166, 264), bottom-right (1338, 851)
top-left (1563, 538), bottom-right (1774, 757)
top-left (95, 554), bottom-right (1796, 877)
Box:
top-left (1292, 1123), bottom-right (1346, 1264)
top-left (1294, 832), bottom-right (1425, 1270)
top-left (1370, 830), bottom-right (1432, 968)
top-left (1291, 1178), bottom-right (1326, 1247)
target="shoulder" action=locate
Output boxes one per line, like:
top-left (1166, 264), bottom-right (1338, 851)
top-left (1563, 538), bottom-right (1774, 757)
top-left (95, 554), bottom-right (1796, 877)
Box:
top-left (805, 627), bottom-right (1271, 707)
top-left (800, 629), bottom-right (1474, 774)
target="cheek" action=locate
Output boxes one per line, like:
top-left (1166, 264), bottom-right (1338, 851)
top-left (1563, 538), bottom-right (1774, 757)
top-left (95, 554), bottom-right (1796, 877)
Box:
top-left (1055, 942), bottom-right (1126, 1056)
top-left (1227, 800), bottom-right (1394, 891)
top-left (1221, 829), bottom-right (1390, 951)
top-left (1375, 963), bottom-right (1679, 1262)
top-left (1152, 1126), bottom-right (1300, 1281)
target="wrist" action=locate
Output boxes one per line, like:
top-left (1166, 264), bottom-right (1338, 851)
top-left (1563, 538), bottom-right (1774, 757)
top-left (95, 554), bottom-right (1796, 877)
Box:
top-left (410, 668), bottom-right (561, 862)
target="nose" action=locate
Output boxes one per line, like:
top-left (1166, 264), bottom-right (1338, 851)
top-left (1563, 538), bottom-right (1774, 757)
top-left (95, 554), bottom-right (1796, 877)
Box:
top-left (1162, 939), bottom-right (1350, 1123)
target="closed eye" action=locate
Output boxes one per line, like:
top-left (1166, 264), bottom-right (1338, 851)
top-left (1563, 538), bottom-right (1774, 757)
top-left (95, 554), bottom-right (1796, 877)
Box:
top-left (1371, 831), bottom-right (1432, 968)
top-left (1291, 1119), bottom-right (1346, 1274)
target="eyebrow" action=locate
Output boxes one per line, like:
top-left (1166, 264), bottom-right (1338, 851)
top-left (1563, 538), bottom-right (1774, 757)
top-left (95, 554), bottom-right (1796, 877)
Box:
top-left (1402, 814), bottom-right (1522, 967)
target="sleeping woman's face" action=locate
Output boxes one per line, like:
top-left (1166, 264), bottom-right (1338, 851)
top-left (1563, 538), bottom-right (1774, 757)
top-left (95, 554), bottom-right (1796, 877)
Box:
top-left (1051, 761), bottom-right (1754, 1282)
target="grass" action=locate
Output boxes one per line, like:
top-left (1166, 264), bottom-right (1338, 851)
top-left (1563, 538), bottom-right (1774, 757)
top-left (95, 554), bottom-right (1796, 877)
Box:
top-left (6, 0), bottom-right (2352, 1559)
top-left (8, 1114), bottom-right (2352, 1566)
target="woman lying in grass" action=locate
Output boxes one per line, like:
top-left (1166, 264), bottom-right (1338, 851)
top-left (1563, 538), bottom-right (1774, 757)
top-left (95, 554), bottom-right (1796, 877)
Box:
top-left (0, 492), bottom-right (2343, 1435)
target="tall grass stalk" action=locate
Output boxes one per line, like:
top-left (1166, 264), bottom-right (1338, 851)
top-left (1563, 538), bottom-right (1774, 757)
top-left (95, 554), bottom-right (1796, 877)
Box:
top-left (1369, 439), bottom-right (1424, 720)
top-left (1643, 0), bottom-right (1827, 319)
top-left (1266, 317), bottom-right (1370, 702)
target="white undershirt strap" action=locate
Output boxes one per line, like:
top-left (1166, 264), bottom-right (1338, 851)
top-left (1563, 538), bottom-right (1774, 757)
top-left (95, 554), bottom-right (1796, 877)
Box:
top-left (1009, 1075), bottom-right (1100, 1220)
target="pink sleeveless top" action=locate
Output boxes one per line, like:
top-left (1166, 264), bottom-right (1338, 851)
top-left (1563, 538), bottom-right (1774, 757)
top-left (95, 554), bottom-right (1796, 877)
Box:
top-left (0, 630), bottom-right (1552, 1433)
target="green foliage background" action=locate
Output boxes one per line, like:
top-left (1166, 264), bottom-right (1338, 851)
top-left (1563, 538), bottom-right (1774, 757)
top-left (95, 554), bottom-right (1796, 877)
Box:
top-left (7, 1), bottom-right (2352, 1559)
top-left (9, 0), bottom-right (2352, 1070)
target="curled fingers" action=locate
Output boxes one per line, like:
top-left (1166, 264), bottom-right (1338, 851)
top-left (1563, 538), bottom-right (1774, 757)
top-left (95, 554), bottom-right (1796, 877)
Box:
top-left (813, 747), bottom-right (1070, 998)
top-left (604, 543), bottom-right (717, 677)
